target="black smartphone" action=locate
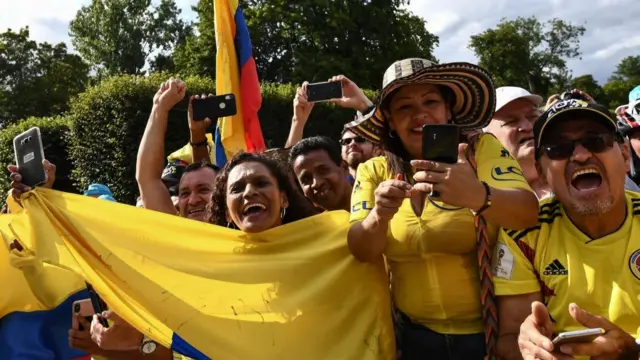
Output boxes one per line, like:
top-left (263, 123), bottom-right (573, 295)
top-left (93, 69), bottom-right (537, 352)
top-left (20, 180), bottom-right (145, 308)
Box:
top-left (13, 127), bottom-right (47, 187)
top-left (552, 328), bottom-right (605, 346)
top-left (306, 81), bottom-right (342, 102)
top-left (192, 94), bottom-right (237, 121)
top-left (86, 282), bottom-right (110, 328)
top-left (421, 124), bottom-right (459, 163)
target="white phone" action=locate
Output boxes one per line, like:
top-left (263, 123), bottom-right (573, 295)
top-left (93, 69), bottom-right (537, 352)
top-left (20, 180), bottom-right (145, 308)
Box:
top-left (552, 328), bottom-right (605, 346)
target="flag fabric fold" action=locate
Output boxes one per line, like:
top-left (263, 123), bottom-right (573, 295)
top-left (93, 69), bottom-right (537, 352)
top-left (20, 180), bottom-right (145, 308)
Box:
top-left (3, 189), bottom-right (394, 360)
top-left (0, 214), bottom-right (90, 360)
top-left (213, 0), bottom-right (265, 167)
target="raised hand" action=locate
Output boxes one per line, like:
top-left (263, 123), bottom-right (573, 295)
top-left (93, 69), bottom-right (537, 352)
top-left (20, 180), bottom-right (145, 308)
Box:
top-left (293, 82), bottom-right (314, 123)
top-left (327, 75), bottom-right (373, 112)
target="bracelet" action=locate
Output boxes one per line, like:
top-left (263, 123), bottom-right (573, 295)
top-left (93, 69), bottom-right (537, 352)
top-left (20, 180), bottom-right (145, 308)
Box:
top-left (470, 181), bottom-right (492, 216)
top-left (189, 138), bottom-right (208, 147)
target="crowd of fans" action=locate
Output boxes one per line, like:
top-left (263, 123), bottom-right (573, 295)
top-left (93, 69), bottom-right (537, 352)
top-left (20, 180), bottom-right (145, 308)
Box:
top-left (5, 57), bottom-right (640, 360)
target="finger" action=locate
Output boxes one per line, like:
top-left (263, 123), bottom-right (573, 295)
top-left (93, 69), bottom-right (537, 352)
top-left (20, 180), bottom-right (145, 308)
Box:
top-left (396, 173), bottom-right (403, 181)
top-left (101, 310), bottom-right (122, 323)
top-left (568, 303), bottom-right (608, 329)
top-left (411, 182), bottom-right (432, 194)
top-left (208, 93), bottom-right (214, 98)
top-left (382, 180), bottom-right (412, 191)
top-left (77, 314), bottom-right (91, 328)
top-left (377, 185), bottom-right (411, 199)
top-left (560, 337), bottom-right (613, 357)
top-left (201, 93), bottom-right (206, 99)
top-left (9, 172), bottom-right (21, 182)
top-left (410, 160), bottom-right (448, 173)
top-left (457, 143), bottom-right (468, 162)
top-left (302, 81), bottom-right (309, 89)
top-left (376, 197), bottom-right (405, 209)
top-left (204, 118), bottom-right (212, 127)
top-left (413, 171), bottom-right (446, 183)
top-left (7, 164), bottom-right (17, 173)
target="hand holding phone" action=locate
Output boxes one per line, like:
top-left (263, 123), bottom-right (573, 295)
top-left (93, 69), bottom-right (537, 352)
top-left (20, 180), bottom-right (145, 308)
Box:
top-left (191, 94), bottom-right (237, 121)
top-left (421, 124), bottom-right (459, 164)
top-left (72, 299), bottom-right (95, 331)
top-left (13, 127), bottom-right (46, 188)
top-left (306, 81), bottom-right (343, 103)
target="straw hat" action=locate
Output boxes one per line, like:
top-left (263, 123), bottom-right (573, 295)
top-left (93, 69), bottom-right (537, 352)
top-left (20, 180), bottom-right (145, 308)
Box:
top-left (363, 58), bottom-right (496, 142)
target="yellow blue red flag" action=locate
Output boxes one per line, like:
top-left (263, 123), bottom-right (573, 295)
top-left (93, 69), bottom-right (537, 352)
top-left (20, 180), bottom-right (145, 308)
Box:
top-left (4, 189), bottom-right (395, 360)
top-left (213, 0), bottom-right (265, 167)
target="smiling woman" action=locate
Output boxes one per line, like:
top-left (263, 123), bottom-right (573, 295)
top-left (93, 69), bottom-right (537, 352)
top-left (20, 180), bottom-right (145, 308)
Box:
top-left (208, 152), bottom-right (318, 232)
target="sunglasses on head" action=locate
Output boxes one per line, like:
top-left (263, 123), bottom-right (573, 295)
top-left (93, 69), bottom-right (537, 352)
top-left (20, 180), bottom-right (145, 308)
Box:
top-left (540, 133), bottom-right (619, 160)
top-left (339, 136), bottom-right (367, 146)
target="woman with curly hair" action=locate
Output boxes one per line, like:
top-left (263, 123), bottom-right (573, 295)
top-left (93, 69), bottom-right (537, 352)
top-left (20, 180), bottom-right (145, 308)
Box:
top-left (208, 152), bottom-right (318, 231)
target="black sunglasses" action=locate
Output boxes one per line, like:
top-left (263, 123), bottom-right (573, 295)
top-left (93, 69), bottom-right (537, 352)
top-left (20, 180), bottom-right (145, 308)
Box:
top-left (339, 137), bottom-right (367, 146)
top-left (540, 133), bottom-right (619, 160)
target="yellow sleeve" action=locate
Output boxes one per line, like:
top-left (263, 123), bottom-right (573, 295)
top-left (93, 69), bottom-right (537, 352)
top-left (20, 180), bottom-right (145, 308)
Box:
top-left (349, 160), bottom-right (384, 223)
top-left (492, 228), bottom-right (541, 296)
top-left (475, 134), bottom-right (533, 191)
top-left (167, 133), bottom-right (215, 165)
top-left (173, 352), bottom-right (195, 360)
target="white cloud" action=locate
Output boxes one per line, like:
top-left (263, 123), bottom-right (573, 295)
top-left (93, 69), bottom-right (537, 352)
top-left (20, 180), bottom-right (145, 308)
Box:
top-left (1, 0), bottom-right (637, 85)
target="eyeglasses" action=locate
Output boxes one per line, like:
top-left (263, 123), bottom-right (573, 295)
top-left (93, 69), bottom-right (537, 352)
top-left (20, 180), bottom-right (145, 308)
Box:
top-left (339, 137), bottom-right (367, 146)
top-left (540, 133), bottom-right (619, 160)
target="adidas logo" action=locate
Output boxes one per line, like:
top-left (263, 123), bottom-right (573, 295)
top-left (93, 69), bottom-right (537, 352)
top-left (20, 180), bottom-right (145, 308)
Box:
top-left (543, 259), bottom-right (568, 276)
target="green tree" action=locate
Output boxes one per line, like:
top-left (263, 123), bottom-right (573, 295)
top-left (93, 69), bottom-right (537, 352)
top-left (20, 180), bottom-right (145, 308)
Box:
top-left (469, 16), bottom-right (585, 97)
top-left (570, 74), bottom-right (607, 105)
top-left (0, 27), bottom-right (89, 127)
top-left (69, 0), bottom-right (191, 77)
top-left (610, 55), bottom-right (640, 84)
top-left (172, 0), bottom-right (216, 78)
top-left (231, 0), bottom-right (439, 88)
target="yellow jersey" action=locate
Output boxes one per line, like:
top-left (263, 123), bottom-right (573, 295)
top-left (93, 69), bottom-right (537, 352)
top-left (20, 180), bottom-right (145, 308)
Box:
top-left (350, 134), bottom-right (533, 334)
top-left (493, 192), bottom-right (640, 348)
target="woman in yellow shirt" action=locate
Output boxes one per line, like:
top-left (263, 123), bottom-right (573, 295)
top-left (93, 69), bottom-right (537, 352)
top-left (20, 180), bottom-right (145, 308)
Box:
top-left (347, 59), bottom-right (539, 359)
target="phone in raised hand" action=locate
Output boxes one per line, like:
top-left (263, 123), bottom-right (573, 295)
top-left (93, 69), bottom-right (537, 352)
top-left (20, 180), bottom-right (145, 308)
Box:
top-left (306, 81), bottom-right (343, 103)
top-left (13, 127), bottom-right (46, 187)
top-left (421, 124), bottom-right (459, 164)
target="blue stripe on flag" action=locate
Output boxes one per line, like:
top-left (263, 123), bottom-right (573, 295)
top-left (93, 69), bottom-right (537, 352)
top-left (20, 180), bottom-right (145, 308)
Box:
top-left (214, 122), bottom-right (228, 168)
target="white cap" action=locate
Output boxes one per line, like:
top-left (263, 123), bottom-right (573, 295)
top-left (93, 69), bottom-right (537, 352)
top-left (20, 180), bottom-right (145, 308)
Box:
top-left (495, 86), bottom-right (543, 113)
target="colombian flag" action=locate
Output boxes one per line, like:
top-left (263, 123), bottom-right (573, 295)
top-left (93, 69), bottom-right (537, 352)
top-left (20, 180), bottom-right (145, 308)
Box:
top-left (0, 214), bottom-right (90, 360)
top-left (213, 0), bottom-right (265, 167)
top-left (5, 189), bottom-right (395, 360)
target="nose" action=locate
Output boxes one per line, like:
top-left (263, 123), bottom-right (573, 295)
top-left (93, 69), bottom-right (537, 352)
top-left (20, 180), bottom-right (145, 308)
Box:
top-left (518, 115), bottom-right (533, 132)
top-left (188, 191), bottom-right (202, 205)
top-left (242, 183), bottom-right (259, 198)
top-left (311, 176), bottom-right (325, 190)
top-left (571, 142), bottom-right (593, 162)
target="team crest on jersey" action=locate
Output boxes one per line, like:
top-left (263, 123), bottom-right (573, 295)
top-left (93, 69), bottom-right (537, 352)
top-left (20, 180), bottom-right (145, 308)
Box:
top-left (629, 250), bottom-right (640, 280)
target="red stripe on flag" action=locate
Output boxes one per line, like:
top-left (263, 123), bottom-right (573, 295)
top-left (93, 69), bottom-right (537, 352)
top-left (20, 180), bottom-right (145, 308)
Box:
top-left (240, 57), bottom-right (264, 152)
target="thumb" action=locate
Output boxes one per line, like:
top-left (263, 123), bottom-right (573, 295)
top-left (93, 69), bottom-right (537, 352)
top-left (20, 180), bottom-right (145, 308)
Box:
top-left (102, 310), bottom-right (122, 323)
top-left (204, 118), bottom-right (212, 127)
top-left (457, 143), bottom-right (468, 162)
top-left (569, 303), bottom-right (609, 329)
top-left (532, 301), bottom-right (550, 325)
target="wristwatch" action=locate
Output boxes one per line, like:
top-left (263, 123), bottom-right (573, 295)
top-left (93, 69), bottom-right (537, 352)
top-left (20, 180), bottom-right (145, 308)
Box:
top-left (140, 335), bottom-right (158, 355)
top-left (470, 181), bottom-right (492, 216)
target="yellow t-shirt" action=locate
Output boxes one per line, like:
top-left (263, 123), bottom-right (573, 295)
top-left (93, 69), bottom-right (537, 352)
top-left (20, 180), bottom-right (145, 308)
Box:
top-left (350, 134), bottom-right (533, 334)
top-left (493, 192), bottom-right (640, 357)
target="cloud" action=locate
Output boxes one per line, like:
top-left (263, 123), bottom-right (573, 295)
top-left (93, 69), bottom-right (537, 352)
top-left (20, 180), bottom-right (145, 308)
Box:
top-left (1, 0), bottom-right (636, 86)
top-left (407, 0), bottom-right (639, 84)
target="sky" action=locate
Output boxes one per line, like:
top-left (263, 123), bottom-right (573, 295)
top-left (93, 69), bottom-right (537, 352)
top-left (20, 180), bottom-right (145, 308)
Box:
top-left (1, 0), bottom-right (637, 85)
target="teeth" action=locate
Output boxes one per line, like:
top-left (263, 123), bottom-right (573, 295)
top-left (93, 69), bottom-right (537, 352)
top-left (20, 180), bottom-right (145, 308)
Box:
top-left (412, 127), bottom-right (423, 132)
top-left (243, 203), bottom-right (266, 213)
top-left (572, 168), bottom-right (600, 180)
top-left (188, 208), bottom-right (204, 214)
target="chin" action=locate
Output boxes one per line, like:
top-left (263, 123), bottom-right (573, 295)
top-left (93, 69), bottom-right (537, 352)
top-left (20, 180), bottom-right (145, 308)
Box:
top-left (569, 196), bottom-right (615, 216)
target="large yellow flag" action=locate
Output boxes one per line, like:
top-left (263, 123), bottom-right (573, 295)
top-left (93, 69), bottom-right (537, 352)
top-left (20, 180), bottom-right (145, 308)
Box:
top-left (3, 189), bottom-right (394, 360)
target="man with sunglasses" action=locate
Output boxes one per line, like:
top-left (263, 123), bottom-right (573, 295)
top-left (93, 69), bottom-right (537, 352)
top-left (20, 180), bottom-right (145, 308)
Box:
top-left (493, 99), bottom-right (640, 360)
top-left (340, 129), bottom-right (379, 184)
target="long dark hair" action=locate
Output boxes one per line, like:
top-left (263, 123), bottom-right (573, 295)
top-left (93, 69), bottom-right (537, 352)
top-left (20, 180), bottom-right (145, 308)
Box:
top-left (208, 152), bottom-right (318, 227)
top-left (379, 85), bottom-right (457, 178)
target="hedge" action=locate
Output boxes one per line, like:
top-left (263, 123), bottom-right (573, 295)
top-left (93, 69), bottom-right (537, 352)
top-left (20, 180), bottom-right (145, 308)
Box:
top-left (1, 73), bottom-right (378, 204)
top-left (0, 116), bottom-right (75, 203)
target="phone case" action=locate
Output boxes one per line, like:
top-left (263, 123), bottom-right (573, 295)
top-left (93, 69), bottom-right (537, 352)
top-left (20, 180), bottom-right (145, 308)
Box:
top-left (306, 82), bottom-right (343, 103)
top-left (421, 124), bottom-right (459, 163)
top-left (71, 299), bottom-right (95, 330)
top-left (13, 127), bottom-right (46, 187)
top-left (552, 328), bottom-right (605, 346)
top-left (192, 94), bottom-right (237, 121)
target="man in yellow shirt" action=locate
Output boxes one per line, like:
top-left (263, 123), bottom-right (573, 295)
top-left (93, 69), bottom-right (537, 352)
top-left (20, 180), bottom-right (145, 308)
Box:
top-left (493, 99), bottom-right (640, 360)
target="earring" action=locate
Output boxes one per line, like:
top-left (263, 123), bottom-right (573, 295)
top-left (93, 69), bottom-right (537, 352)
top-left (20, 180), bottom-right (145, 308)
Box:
top-left (389, 130), bottom-right (397, 138)
top-left (281, 207), bottom-right (287, 220)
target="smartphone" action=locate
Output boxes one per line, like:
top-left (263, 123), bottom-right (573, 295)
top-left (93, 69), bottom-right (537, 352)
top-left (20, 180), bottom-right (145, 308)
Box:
top-left (552, 328), bottom-right (605, 346)
top-left (86, 283), bottom-right (110, 328)
top-left (421, 124), bottom-right (459, 164)
top-left (306, 81), bottom-right (342, 103)
top-left (71, 299), bottom-right (95, 331)
top-left (192, 94), bottom-right (237, 120)
top-left (13, 127), bottom-right (46, 187)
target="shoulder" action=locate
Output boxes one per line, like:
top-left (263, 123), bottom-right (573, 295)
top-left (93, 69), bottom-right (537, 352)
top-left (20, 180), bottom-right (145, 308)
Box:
top-left (628, 190), bottom-right (640, 216)
top-left (357, 156), bottom-right (390, 182)
top-left (475, 133), bottom-right (511, 158)
top-left (503, 197), bottom-right (563, 243)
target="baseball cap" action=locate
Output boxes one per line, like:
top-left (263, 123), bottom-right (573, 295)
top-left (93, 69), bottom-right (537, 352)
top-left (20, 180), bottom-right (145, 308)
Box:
top-left (495, 87), bottom-right (543, 113)
top-left (629, 85), bottom-right (640, 103)
top-left (534, 99), bottom-right (617, 151)
top-left (84, 184), bottom-right (114, 197)
top-left (98, 194), bottom-right (117, 202)
top-left (162, 161), bottom-right (187, 192)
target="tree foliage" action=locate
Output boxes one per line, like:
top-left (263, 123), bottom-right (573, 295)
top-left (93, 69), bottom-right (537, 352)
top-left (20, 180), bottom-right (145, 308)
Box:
top-left (172, 0), bottom-right (216, 78)
top-left (571, 74), bottom-right (607, 105)
top-left (235, 0), bottom-right (438, 89)
top-left (69, 0), bottom-right (191, 77)
top-left (469, 16), bottom-right (585, 97)
top-left (0, 28), bottom-right (89, 127)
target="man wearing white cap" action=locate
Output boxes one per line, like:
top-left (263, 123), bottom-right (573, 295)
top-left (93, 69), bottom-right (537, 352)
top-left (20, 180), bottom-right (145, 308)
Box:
top-left (484, 87), bottom-right (549, 198)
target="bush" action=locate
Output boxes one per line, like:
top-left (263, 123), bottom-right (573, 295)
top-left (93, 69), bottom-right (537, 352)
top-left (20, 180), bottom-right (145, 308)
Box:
top-left (0, 116), bottom-right (75, 203)
top-left (61, 73), bottom-right (378, 204)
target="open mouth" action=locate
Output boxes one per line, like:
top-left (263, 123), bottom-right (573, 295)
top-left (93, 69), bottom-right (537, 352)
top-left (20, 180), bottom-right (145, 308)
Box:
top-left (188, 208), bottom-right (205, 216)
top-left (519, 137), bottom-right (534, 145)
top-left (242, 202), bottom-right (267, 216)
top-left (570, 167), bottom-right (603, 191)
top-left (314, 188), bottom-right (330, 198)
